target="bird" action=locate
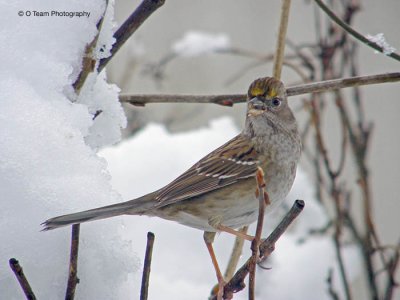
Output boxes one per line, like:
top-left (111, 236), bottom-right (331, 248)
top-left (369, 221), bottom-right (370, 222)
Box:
top-left (43, 76), bottom-right (301, 299)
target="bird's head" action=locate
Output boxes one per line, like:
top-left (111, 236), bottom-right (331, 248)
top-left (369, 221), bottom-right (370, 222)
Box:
top-left (247, 77), bottom-right (287, 116)
top-left (245, 77), bottom-right (298, 138)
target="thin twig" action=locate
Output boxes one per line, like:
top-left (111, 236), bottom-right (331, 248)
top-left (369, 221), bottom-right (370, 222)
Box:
top-left (223, 200), bottom-right (305, 299)
top-left (383, 239), bottom-right (400, 300)
top-left (249, 168), bottom-right (268, 300)
top-left (259, 200), bottom-right (305, 260)
top-left (286, 39), bottom-right (316, 79)
top-left (65, 224), bottom-right (80, 300)
top-left (335, 91), bottom-right (382, 299)
top-left (345, 60), bottom-right (388, 278)
top-left (273, 0), bottom-right (292, 79)
top-left (224, 226), bottom-right (248, 281)
top-left (140, 232), bottom-right (155, 300)
top-left (310, 96), bottom-right (335, 179)
top-left (313, 0), bottom-right (400, 62)
top-left (326, 268), bottom-right (340, 300)
top-left (310, 83), bottom-right (353, 300)
top-left (98, 0), bottom-right (165, 72)
top-left (147, 46), bottom-right (303, 86)
top-left (120, 94), bottom-right (245, 107)
top-left (282, 60), bottom-right (310, 83)
top-left (9, 258), bottom-right (36, 300)
top-left (119, 72), bottom-right (400, 106)
top-left (287, 73), bottom-right (400, 97)
top-left (333, 217), bottom-right (353, 300)
top-left (345, 211), bottom-right (380, 300)
top-left (334, 107), bottom-right (348, 177)
top-left (301, 2), bottom-right (399, 299)
top-left (224, 57), bottom-right (306, 86)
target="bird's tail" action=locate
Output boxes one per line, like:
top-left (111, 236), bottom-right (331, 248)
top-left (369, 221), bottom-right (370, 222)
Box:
top-left (42, 193), bottom-right (156, 230)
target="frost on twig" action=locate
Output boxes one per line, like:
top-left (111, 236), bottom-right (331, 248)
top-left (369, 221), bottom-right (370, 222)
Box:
top-left (366, 33), bottom-right (396, 55)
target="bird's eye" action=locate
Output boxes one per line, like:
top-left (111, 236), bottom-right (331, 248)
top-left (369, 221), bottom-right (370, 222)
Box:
top-left (271, 98), bottom-right (281, 107)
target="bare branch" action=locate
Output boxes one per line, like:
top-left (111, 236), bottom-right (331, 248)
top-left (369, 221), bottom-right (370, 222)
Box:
top-left (119, 72), bottom-right (400, 106)
top-left (383, 239), bottom-right (400, 300)
top-left (140, 232), bottom-right (155, 300)
top-left (98, 0), bottom-right (165, 72)
top-left (249, 168), bottom-right (268, 300)
top-left (273, 0), bottom-right (292, 79)
top-left (326, 268), bottom-right (340, 300)
top-left (224, 226), bottom-right (248, 281)
top-left (146, 46), bottom-right (307, 86)
top-left (120, 94), bottom-right (245, 107)
top-left (65, 224), bottom-right (80, 300)
top-left (259, 200), bottom-right (305, 259)
top-left (287, 73), bottom-right (400, 97)
top-left (9, 258), bottom-right (37, 300)
top-left (333, 219), bottom-right (353, 300)
top-left (224, 55), bottom-right (307, 86)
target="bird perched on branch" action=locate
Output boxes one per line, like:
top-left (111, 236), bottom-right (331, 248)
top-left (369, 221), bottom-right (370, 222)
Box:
top-left (43, 76), bottom-right (301, 299)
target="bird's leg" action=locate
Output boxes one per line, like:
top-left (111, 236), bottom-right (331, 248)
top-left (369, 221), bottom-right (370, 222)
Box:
top-left (208, 216), bottom-right (255, 241)
top-left (215, 224), bottom-right (254, 241)
top-left (204, 231), bottom-right (225, 300)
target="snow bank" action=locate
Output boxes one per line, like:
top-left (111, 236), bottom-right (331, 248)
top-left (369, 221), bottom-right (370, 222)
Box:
top-left (0, 1), bottom-right (129, 299)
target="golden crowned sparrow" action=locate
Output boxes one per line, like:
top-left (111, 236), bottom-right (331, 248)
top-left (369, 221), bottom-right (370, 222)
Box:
top-left (43, 77), bottom-right (301, 297)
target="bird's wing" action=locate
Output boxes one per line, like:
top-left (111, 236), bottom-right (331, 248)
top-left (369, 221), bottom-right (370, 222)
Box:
top-left (154, 134), bottom-right (259, 208)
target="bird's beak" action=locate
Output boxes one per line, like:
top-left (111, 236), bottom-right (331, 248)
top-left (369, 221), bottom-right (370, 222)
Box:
top-left (247, 97), bottom-right (266, 117)
top-left (248, 97), bottom-right (265, 111)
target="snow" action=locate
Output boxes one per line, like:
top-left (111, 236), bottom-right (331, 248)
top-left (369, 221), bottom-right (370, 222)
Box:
top-left (172, 31), bottom-right (231, 57)
top-left (1, 1), bottom-right (360, 299)
top-left (366, 33), bottom-right (396, 55)
top-left (0, 1), bottom-right (129, 299)
top-left (78, 71), bottom-right (126, 149)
